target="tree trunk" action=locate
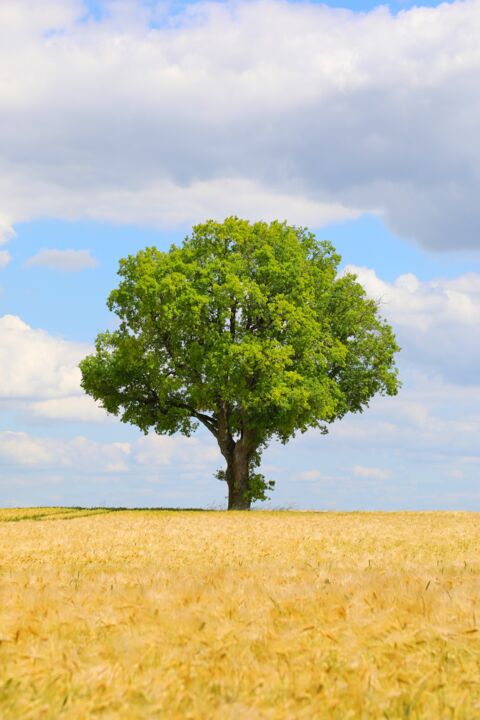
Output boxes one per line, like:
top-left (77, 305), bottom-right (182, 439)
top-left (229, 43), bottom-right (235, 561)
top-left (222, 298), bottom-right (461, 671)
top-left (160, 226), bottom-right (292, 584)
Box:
top-left (226, 446), bottom-right (252, 510)
top-left (216, 402), bottom-right (255, 510)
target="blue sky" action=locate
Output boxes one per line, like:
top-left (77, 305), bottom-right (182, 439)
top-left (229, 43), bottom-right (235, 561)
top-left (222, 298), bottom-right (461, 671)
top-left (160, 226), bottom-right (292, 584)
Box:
top-left (0, 0), bottom-right (479, 509)
top-left (82, 0), bottom-right (456, 18)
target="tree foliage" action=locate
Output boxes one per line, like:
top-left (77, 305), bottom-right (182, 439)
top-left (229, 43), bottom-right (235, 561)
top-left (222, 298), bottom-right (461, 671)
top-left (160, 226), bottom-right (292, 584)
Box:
top-left (80, 218), bottom-right (400, 508)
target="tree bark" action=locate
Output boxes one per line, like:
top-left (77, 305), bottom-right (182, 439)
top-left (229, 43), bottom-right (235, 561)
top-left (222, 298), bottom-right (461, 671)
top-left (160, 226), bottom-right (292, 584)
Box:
top-left (226, 444), bottom-right (252, 510)
top-left (216, 402), bottom-right (255, 510)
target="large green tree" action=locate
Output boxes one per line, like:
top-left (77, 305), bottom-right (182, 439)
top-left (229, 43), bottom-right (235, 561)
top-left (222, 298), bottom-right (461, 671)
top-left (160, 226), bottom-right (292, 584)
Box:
top-left (80, 218), bottom-right (400, 509)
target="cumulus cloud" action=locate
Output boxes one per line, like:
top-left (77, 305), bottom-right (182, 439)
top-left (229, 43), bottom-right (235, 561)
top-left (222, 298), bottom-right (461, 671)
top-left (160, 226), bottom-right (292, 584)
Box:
top-left (346, 265), bottom-right (480, 383)
top-left (0, 315), bottom-right (88, 399)
top-left (26, 248), bottom-right (98, 271)
top-left (0, 0), bottom-right (480, 248)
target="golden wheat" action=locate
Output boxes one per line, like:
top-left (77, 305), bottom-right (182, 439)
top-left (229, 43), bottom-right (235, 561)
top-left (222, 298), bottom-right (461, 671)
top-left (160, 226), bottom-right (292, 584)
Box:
top-left (1, 510), bottom-right (479, 719)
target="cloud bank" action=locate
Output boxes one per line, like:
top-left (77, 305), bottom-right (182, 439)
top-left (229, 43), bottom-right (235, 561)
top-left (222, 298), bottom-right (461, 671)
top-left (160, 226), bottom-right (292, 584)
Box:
top-left (1, 0), bottom-right (480, 249)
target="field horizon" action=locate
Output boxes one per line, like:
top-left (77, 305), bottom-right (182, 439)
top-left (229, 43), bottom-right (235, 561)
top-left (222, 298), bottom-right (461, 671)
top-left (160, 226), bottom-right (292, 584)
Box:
top-left (1, 509), bottom-right (479, 718)
top-left (4, 506), bottom-right (479, 516)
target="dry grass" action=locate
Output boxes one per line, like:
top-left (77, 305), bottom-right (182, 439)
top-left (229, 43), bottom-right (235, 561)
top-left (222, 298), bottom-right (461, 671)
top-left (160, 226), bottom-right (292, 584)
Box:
top-left (1, 510), bottom-right (480, 719)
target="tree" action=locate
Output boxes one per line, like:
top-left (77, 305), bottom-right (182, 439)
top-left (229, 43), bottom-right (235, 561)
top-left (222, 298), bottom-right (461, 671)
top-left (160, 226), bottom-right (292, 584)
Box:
top-left (80, 218), bottom-right (400, 510)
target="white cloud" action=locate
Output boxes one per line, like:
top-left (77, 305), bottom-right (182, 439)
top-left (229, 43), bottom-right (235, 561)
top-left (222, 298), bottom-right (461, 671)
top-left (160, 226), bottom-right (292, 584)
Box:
top-left (284, 365), bottom-right (480, 509)
top-left (353, 465), bottom-right (391, 480)
top-left (0, 217), bottom-right (15, 245)
top-left (0, 431), bottom-right (54, 465)
top-left (0, 315), bottom-right (88, 399)
top-left (346, 266), bottom-right (480, 331)
top-left (0, 314), bottom-right (116, 420)
top-left (103, 462), bottom-right (129, 474)
top-left (30, 395), bottom-right (107, 422)
top-left (0, 0), bottom-right (479, 247)
top-left (26, 248), bottom-right (98, 271)
top-left (295, 258), bottom-right (480, 486)
top-left (86, 179), bottom-right (359, 229)
top-left (297, 470), bottom-right (323, 482)
top-left (0, 251), bottom-right (11, 268)
top-left (0, 429), bottom-right (219, 479)
top-left (345, 266), bottom-right (480, 383)
top-left (297, 470), bottom-right (322, 482)
top-left (0, 431), bottom-right (131, 473)
top-left (136, 434), bottom-right (220, 467)
top-left (327, 369), bottom-right (480, 459)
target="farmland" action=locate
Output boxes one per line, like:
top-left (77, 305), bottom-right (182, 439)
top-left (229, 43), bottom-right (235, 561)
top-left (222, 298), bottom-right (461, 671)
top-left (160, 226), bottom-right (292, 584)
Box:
top-left (1, 510), bottom-right (479, 719)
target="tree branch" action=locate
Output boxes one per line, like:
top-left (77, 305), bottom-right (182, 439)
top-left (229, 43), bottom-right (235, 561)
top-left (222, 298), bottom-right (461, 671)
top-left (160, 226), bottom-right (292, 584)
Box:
top-left (230, 301), bottom-right (237, 340)
top-left (217, 401), bottom-right (235, 460)
top-left (189, 409), bottom-right (219, 438)
top-left (168, 400), bottom-right (218, 438)
top-left (142, 390), bottom-right (219, 439)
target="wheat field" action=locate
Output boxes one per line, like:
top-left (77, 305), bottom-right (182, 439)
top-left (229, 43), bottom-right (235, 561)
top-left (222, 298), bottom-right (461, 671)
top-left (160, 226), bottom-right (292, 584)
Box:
top-left (1, 509), bottom-right (479, 719)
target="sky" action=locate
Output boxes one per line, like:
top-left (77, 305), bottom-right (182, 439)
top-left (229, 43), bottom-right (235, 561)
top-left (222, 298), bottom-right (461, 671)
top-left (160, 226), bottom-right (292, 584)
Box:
top-left (0, 0), bottom-right (479, 510)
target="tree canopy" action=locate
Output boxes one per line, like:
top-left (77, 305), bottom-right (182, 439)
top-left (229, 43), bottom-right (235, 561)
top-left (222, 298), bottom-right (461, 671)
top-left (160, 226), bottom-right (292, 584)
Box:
top-left (80, 217), bottom-right (400, 509)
